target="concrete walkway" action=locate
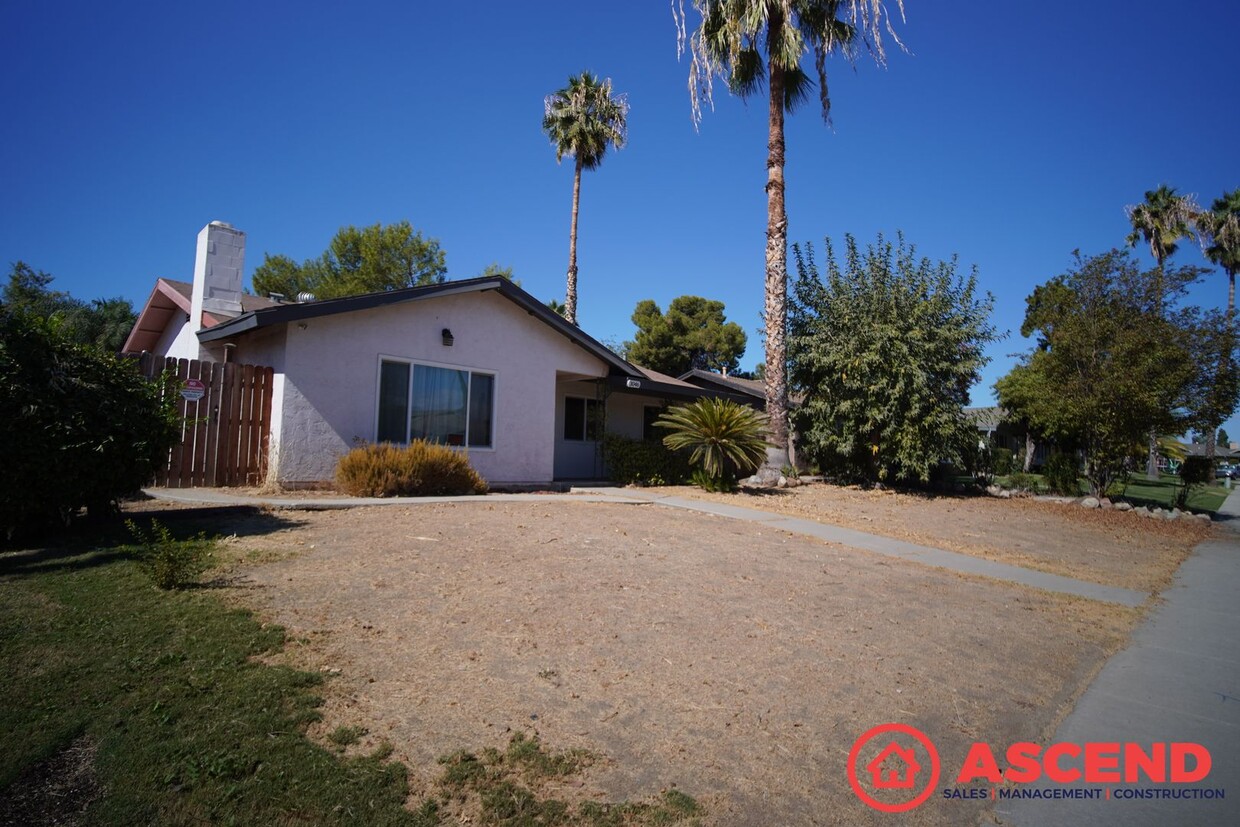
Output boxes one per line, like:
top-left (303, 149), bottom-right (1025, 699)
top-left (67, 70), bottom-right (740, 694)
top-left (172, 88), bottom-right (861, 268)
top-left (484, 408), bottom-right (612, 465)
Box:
top-left (1002, 490), bottom-right (1240, 826)
top-left (145, 485), bottom-right (1146, 606)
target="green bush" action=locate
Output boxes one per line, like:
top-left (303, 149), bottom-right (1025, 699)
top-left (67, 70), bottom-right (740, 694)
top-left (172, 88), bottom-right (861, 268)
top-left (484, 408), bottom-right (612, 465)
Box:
top-left (126, 518), bottom-right (215, 590)
top-left (992, 447), bottom-right (1014, 476)
top-left (336, 441), bottom-right (488, 497)
top-left (656, 398), bottom-right (769, 490)
top-left (1007, 471), bottom-right (1040, 493)
top-left (1042, 452), bottom-right (1081, 495)
top-left (600, 433), bottom-right (691, 486)
top-left (1177, 456), bottom-right (1213, 507)
top-left (1, 307), bottom-right (179, 539)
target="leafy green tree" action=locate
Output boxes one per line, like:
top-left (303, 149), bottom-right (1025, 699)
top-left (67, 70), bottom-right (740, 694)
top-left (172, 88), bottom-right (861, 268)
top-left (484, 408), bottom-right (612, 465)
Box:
top-left (656, 397), bottom-right (769, 491)
top-left (542, 71), bottom-right (629, 325)
top-left (1126, 185), bottom-right (1201, 473)
top-left (1199, 188), bottom-right (1240, 314)
top-left (626, 295), bottom-right (747, 376)
top-left (1219, 427), bottom-right (1231, 446)
top-left (477, 262), bottom-right (516, 281)
top-left (2, 262), bottom-right (135, 352)
top-left (996, 249), bottom-right (1200, 496)
top-left (1180, 307), bottom-right (1240, 459)
top-left (673, 0), bottom-right (905, 474)
top-left (788, 233), bottom-right (998, 484)
top-left (1, 307), bottom-right (178, 537)
top-left (251, 221), bottom-right (446, 300)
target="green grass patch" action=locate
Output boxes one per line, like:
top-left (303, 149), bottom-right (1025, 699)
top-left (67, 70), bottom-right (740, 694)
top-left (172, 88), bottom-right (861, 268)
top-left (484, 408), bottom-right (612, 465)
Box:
top-left (437, 733), bottom-right (700, 826)
top-left (992, 471), bottom-right (1230, 513)
top-left (1112, 474), bottom-right (1230, 513)
top-left (0, 537), bottom-right (429, 826)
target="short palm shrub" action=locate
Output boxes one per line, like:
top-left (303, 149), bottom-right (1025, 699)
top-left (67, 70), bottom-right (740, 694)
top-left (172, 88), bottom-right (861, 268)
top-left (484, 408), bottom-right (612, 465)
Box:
top-left (336, 441), bottom-right (488, 497)
top-left (655, 398), bottom-right (769, 492)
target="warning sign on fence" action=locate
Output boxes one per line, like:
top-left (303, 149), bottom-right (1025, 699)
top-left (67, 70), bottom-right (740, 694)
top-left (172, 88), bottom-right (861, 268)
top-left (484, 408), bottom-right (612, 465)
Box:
top-left (180, 378), bottom-right (206, 401)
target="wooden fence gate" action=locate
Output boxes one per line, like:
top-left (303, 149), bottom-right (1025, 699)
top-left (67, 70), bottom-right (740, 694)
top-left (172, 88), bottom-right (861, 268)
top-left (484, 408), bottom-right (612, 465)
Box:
top-left (136, 354), bottom-right (275, 488)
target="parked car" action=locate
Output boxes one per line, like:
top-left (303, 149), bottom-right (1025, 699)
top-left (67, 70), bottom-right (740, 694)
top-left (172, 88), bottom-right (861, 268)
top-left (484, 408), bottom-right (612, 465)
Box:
top-left (1216, 463), bottom-right (1239, 480)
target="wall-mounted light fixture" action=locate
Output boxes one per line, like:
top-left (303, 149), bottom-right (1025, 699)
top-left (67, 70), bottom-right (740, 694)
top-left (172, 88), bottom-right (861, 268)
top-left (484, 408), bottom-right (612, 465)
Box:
top-left (297, 322), bottom-right (308, 330)
top-left (442, 328), bottom-right (454, 346)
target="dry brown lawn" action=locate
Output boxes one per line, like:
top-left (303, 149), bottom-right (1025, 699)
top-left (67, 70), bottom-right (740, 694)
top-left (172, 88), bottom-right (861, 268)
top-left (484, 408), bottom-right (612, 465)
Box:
top-left (646, 483), bottom-right (1213, 593)
top-left (201, 499), bottom-right (1148, 826)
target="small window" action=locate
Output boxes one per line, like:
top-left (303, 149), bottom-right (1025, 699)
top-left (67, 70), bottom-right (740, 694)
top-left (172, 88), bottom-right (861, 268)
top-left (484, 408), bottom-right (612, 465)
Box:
top-left (563, 396), bottom-right (602, 442)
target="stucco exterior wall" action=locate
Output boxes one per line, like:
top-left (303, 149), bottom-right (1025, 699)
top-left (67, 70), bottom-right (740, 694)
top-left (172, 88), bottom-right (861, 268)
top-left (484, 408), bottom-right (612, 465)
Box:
top-left (158, 315), bottom-right (200, 361)
top-left (251, 291), bottom-right (608, 485)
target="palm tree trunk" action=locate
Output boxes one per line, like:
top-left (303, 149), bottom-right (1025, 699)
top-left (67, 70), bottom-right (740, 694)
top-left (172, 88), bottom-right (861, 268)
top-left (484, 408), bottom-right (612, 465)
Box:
top-left (1229, 269), bottom-right (1235, 316)
top-left (564, 156), bottom-right (583, 325)
top-left (1023, 430), bottom-right (1035, 473)
top-left (1146, 259), bottom-right (1165, 477)
top-left (761, 28), bottom-right (790, 471)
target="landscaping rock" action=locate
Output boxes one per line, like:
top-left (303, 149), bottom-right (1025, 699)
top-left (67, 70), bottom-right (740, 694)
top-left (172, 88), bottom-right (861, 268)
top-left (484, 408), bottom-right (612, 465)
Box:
top-left (776, 476), bottom-right (788, 488)
top-left (1133, 506), bottom-right (1151, 517)
top-left (1080, 496), bottom-right (1100, 509)
top-left (1196, 513), bottom-right (1212, 523)
top-left (1171, 508), bottom-right (1183, 519)
top-left (1100, 497), bottom-right (1112, 507)
top-left (986, 484), bottom-right (1003, 497)
top-left (1114, 502), bottom-right (1133, 512)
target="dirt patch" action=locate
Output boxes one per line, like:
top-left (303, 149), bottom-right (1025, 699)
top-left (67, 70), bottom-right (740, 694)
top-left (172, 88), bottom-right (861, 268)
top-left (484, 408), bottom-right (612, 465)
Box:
top-left (0, 735), bottom-right (99, 826)
top-left (646, 484), bottom-right (1212, 593)
top-left (217, 501), bottom-right (1139, 825)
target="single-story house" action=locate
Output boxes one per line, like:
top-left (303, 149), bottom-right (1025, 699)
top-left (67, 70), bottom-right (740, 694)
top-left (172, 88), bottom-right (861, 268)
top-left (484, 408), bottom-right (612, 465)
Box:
top-left (965, 406), bottom-right (1048, 471)
top-left (125, 221), bottom-right (750, 487)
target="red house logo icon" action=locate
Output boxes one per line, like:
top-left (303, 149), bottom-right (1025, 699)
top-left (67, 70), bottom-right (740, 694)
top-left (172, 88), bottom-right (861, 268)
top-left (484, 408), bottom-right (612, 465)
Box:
top-left (867, 741), bottom-right (921, 789)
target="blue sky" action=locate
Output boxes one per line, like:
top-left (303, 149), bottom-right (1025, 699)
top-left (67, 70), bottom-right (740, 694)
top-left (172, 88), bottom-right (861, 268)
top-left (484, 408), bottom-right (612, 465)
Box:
top-left (3, 1), bottom-right (1238, 431)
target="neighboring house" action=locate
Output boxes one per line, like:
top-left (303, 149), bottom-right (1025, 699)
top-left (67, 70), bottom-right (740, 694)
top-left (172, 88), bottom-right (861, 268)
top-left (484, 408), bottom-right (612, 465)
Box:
top-left (125, 222), bottom-right (747, 487)
top-left (966, 406), bottom-right (1048, 471)
top-left (1181, 442), bottom-right (1240, 462)
top-left (678, 368), bottom-right (766, 407)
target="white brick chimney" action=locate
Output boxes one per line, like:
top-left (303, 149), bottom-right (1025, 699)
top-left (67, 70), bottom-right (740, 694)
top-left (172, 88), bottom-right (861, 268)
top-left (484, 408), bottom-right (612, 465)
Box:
top-left (190, 221), bottom-right (245, 328)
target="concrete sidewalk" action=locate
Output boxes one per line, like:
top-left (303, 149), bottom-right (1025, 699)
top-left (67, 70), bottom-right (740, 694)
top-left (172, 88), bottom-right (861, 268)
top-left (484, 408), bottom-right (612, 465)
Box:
top-left (1002, 491), bottom-right (1240, 826)
top-left (145, 485), bottom-right (1147, 606)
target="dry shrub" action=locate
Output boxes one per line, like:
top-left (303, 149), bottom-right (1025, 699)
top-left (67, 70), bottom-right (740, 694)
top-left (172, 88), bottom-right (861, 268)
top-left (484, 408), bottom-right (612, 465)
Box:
top-left (336, 441), bottom-right (488, 497)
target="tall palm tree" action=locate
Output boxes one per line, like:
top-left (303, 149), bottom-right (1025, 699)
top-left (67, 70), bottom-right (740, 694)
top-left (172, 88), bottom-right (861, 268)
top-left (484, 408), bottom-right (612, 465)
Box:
top-left (542, 72), bottom-right (629, 326)
top-left (673, 0), bottom-right (904, 475)
top-left (1195, 188), bottom-right (1240, 461)
top-left (1125, 184), bottom-right (1201, 474)
top-left (1199, 188), bottom-right (1240, 315)
top-left (1125, 185), bottom-right (1200, 278)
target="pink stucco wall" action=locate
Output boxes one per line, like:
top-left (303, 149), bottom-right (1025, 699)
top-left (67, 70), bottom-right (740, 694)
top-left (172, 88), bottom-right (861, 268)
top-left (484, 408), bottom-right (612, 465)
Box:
top-left (233, 290), bottom-right (608, 485)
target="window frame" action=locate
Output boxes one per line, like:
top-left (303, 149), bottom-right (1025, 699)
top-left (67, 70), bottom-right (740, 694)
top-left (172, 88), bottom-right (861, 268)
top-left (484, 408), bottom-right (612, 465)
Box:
top-left (563, 395), bottom-right (603, 443)
top-left (374, 355), bottom-right (497, 451)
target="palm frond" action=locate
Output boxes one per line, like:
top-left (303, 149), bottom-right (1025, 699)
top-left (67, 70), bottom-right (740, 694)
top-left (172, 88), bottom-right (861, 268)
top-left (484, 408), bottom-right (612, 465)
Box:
top-left (656, 397), bottom-right (770, 482)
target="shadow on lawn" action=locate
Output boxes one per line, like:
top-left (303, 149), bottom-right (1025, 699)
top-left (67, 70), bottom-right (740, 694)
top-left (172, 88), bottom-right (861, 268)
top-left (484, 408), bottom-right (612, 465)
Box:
top-left (0, 506), bottom-right (303, 579)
